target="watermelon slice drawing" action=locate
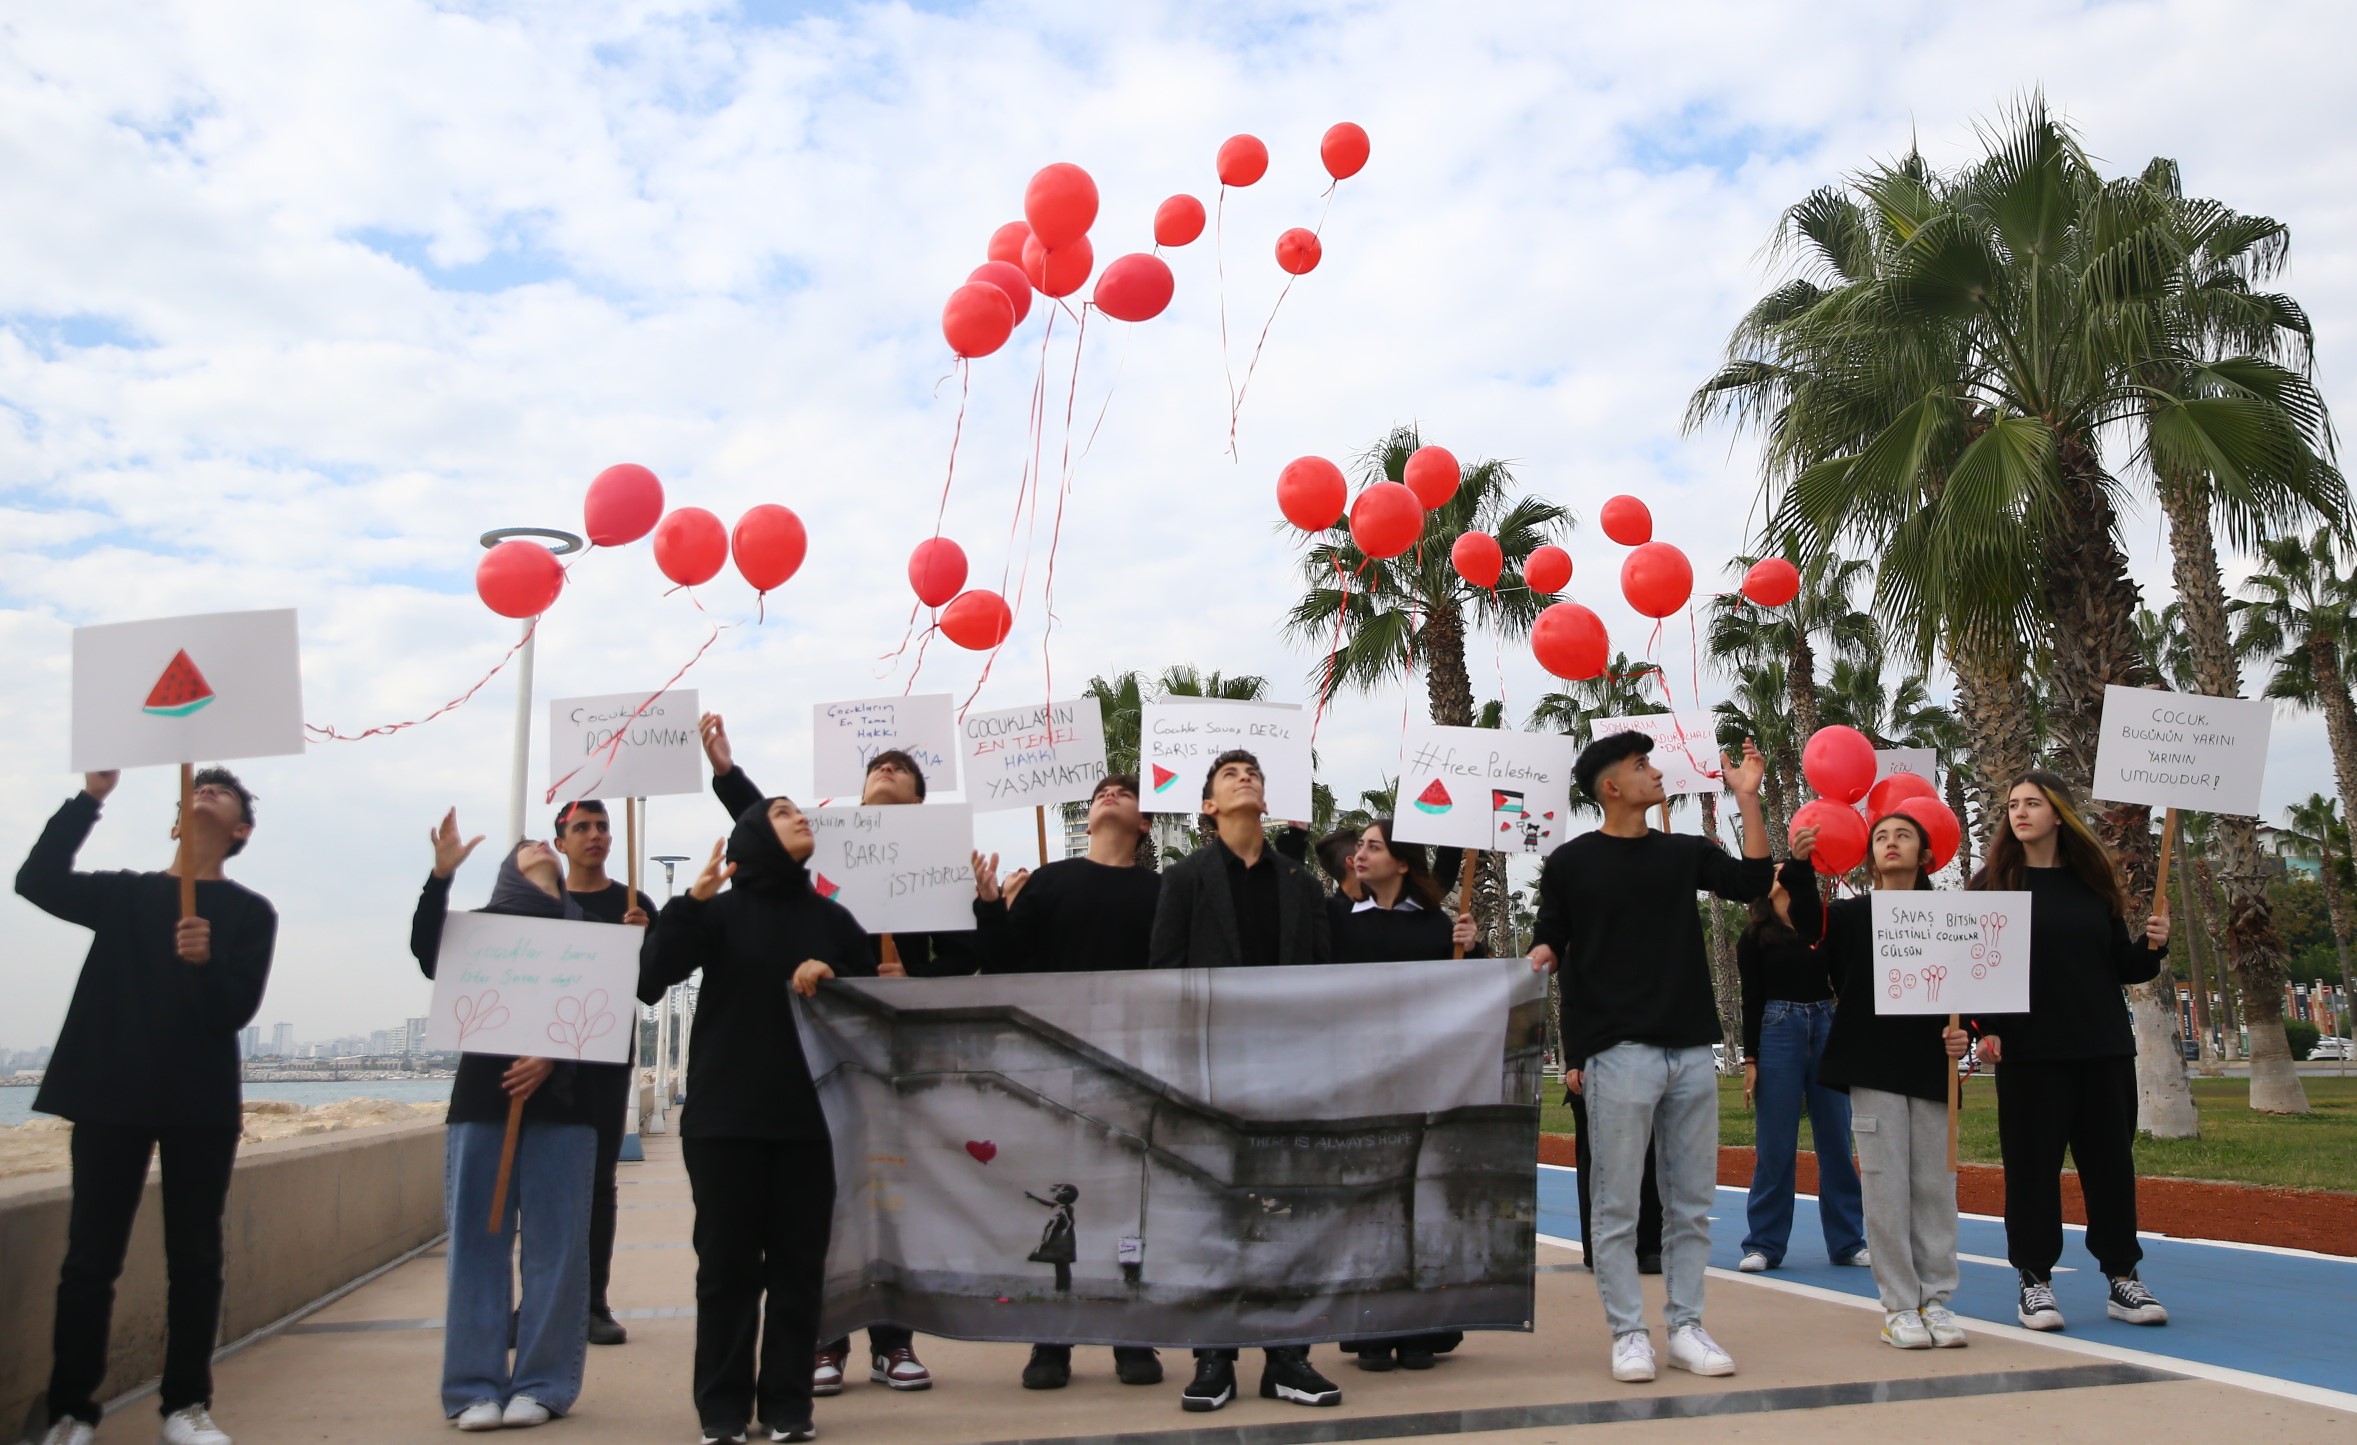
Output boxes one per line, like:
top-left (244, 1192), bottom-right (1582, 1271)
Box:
top-left (1151, 764), bottom-right (1179, 793)
top-left (143, 649), bottom-right (216, 718)
top-left (1413, 778), bottom-right (1452, 815)
top-left (814, 873), bottom-right (842, 901)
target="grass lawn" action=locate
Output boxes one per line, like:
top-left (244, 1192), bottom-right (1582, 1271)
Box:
top-left (1539, 1075), bottom-right (2357, 1194)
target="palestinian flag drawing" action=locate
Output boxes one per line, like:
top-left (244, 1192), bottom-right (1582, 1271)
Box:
top-left (1491, 789), bottom-right (1525, 816)
top-left (1151, 764), bottom-right (1180, 793)
top-left (814, 873), bottom-right (843, 901)
top-left (143, 650), bottom-right (216, 718)
top-left (1413, 778), bottom-right (1452, 815)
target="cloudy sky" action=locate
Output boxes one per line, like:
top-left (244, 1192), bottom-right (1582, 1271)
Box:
top-left (5, 1), bottom-right (2353, 1052)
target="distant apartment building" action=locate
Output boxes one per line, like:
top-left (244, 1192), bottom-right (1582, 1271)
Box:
top-left (405, 1016), bottom-right (429, 1054)
top-left (270, 1022), bottom-right (293, 1058)
top-left (239, 1025), bottom-right (260, 1060)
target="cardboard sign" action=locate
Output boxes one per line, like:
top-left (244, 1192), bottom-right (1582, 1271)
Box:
top-left (1392, 723), bottom-right (1576, 854)
top-left (1588, 713), bottom-right (1721, 797)
top-left (426, 912), bottom-right (642, 1063)
top-left (1875, 747), bottom-right (1938, 784)
top-left (547, 689), bottom-right (703, 804)
top-left (1870, 891), bottom-right (2032, 1016)
top-left (1139, 699), bottom-right (1312, 821)
top-left (806, 802), bottom-right (977, 934)
top-left (813, 694), bottom-right (960, 798)
top-left (2089, 685), bottom-right (2274, 817)
top-left (961, 698), bottom-right (1108, 813)
top-left (71, 608), bottom-right (305, 772)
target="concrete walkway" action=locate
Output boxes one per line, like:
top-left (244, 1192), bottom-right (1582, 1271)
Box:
top-left (87, 1138), bottom-right (2352, 1444)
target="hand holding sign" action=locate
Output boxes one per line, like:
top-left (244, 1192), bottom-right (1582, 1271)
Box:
top-left (1873, 893), bottom-right (2031, 1014)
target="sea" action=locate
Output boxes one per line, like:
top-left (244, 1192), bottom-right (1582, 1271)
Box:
top-left (0, 1077), bottom-right (454, 1129)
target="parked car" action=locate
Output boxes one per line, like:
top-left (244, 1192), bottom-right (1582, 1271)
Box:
top-left (2308, 1036), bottom-right (2354, 1061)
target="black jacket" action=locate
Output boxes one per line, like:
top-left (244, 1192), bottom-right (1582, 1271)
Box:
top-left (1148, 835), bottom-right (1330, 969)
top-left (1787, 877), bottom-right (1957, 1103)
top-left (1326, 894), bottom-right (1487, 964)
top-left (1971, 865), bottom-right (2165, 1061)
top-left (974, 856), bottom-right (1161, 973)
top-left (20, 792), bottom-right (276, 1129)
top-left (1736, 859), bottom-right (1834, 1059)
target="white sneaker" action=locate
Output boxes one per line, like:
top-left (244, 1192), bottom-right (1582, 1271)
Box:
top-left (1664, 1324), bottom-right (1736, 1376)
top-left (767, 1426), bottom-right (818, 1442)
top-left (41, 1420), bottom-right (96, 1445)
top-left (455, 1400), bottom-right (505, 1432)
top-left (1880, 1310), bottom-right (1933, 1349)
top-left (1737, 1251), bottom-right (1769, 1272)
top-left (1921, 1304), bottom-right (1968, 1348)
top-left (159, 1405), bottom-right (232, 1445)
top-left (1837, 1248), bottom-right (1872, 1267)
top-left (1610, 1331), bottom-right (1656, 1382)
top-left (501, 1395), bottom-right (551, 1428)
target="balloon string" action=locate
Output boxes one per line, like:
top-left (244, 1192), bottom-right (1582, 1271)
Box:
top-left (1640, 610), bottom-right (1720, 783)
top-left (1490, 587), bottom-right (1510, 719)
top-left (1309, 558), bottom-right (1362, 749)
top-left (544, 624), bottom-right (728, 804)
top-left (1226, 274), bottom-right (1298, 461)
top-left (305, 618), bottom-right (540, 742)
top-left (882, 362), bottom-right (972, 673)
top-left (1039, 304), bottom-right (1096, 712)
top-left (1216, 185), bottom-right (1234, 442)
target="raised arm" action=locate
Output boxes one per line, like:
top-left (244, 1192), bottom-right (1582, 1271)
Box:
top-left (15, 786), bottom-right (113, 928)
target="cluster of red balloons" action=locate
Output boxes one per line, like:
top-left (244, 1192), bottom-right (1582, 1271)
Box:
top-left (1213, 124), bottom-right (1368, 278)
top-left (1787, 724), bottom-right (1963, 875)
top-left (1592, 493), bottom-right (1695, 620)
top-left (943, 162), bottom-right (1182, 358)
top-left (904, 535), bottom-right (1011, 652)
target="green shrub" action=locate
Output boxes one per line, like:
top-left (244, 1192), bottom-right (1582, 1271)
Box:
top-left (2285, 1021), bottom-right (2321, 1057)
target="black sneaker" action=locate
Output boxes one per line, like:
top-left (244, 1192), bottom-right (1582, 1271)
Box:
top-left (1181, 1355), bottom-right (1235, 1412)
top-left (1021, 1344), bottom-right (1072, 1390)
top-left (2017, 1271), bottom-right (2064, 1331)
top-left (1259, 1349), bottom-right (1342, 1407)
top-left (1113, 1347), bottom-right (1163, 1385)
top-left (2106, 1272), bottom-right (2169, 1326)
top-left (1396, 1346), bottom-right (1436, 1371)
top-left (1637, 1252), bottom-right (1663, 1275)
top-left (1353, 1346), bottom-right (1396, 1372)
top-left (587, 1309), bottom-right (629, 1346)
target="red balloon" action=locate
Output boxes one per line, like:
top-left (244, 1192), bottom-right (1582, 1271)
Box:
top-left (939, 589), bottom-right (1013, 651)
top-left (1742, 556), bottom-right (1801, 608)
top-left (1275, 227), bottom-right (1322, 275)
top-left (967, 260), bottom-right (1032, 326)
top-left (1402, 445), bottom-right (1460, 509)
top-left (942, 281), bottom-right (1016, 359)
top-left (1023, 163), bottom-right (1098, 250)
top-left (1093, 253), bottom-right (1175, 323)
top-left (583, 463), bottom-right (664, 548)
top-left (1525, 544), bottom-right (1573, 596)
top-left (1451, 531), bottom-right (1503, 590)
top-left (652, 506), bottom-right (728, 588)
top-left (1532, 601), bottom-right (1610, 681)
top-left (1865, 771), bottom-right (1940, 823)
top-left (1620, 541), bottom-right (1694, 618)
top-left (1801, 724), bottom-right (1878, 805)
top-left (987, 221), bottom-right (1032, 267)
top-left (1894, 794), bottom-right (1964, 873)
top-left (1276, 456), bottom-right (1347, 532)
top-left (476, 539), bottom-right (565, 619)
top-left (1022, 232), bottom-right (1094, 298)
top-left (1217, 134), bottom-right (1269, 187)
top-left (731, 504), bottom-right (807, 593)
top-left (1792, 799), bottom-right (1868, 876)
top-left (1599, 494), bottom-right (1653, 546)
top-left (1321, 121), bottom-right (1370, 180)
top-left (1349, 481), bottom-right (1423, 559)
top-left (1155, 194), bottom-right (1206, 247)
top-left (907, 537), bottom-right (968, 608)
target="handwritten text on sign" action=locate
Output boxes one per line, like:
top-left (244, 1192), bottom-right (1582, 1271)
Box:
top-left (1589, 713), bottom-right (1721, 797)
top-left (547, 689), bottom-right (702, 803)
top-left (1870, 891), bottom-right (2031, 1016)
top-left (1139, 699), bottom-right (1312, 821)
top-left (426, 912), bottom-right (642, 1063)
top-left (806, 802), bottom-right (977, 934)
top-left (812, 694), bottom-right (960, 798)
top-left (1875, 748), bottom-right (1938, 784)
top-left (961, 698), bottom-right (1108, 813)
top-left (2089, 686), bottom-right (2274, 817)
top-left (1391, 723), bottom-right (1576, 853)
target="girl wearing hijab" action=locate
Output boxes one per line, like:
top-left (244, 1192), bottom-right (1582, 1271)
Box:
top-left (643, 795), bottom-right (874, 1445)
top-left (409, 813), bottom-right (611, 1431)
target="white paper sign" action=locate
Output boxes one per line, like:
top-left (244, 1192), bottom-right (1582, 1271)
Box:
top-left (548, 689), bottom-right (702, 804)
top-left (961, 698), bottom-right (1107, 813)
top-left (807, 802), bottom-right (977, 934)
top-left (1870, 891), bottom-right (2032, 1016)
top-left (1139, 699), bottom-right (1312, 821)
top-left (1589, 713), bottom-right (1722, 796)
top-left (812, 694), bottom-right (960, 798)
top-left (2089, 685), bottom-right (2274, 817)
top-left (72, 608), bottom-right (305, 772)
top-left (1875, 748), bottom-right (1938, 783)
top-left (426, 912), bottom-right (641, 1063)
top-left (1392, 724), bottom-right (1577, 854)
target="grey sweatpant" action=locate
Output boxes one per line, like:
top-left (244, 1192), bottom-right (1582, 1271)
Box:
top-left (1583, 1042), bottom-right (1718, 1338)
top-left (1848, 1087), bottom-right (1958, 1313)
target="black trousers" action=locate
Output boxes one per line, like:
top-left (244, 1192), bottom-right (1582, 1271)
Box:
top-left (683, 1137), bottom-right (835, 1432)
top-left (1569, 1085), bottom-right (1661, 1257)
top-left (820, 1323), bottom-right (913, 1358)
top-left (48, 1123), bottom-right (240, 1425)
top-left (1996, 1055), bottom-right (2142, 1279)
top-left (590, 1112), bottom-right (622, 1314)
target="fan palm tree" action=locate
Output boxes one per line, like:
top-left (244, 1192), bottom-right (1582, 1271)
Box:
top-left (2281, 795), bottom-right (2357, 1053)
top-left (1528, 654), bottom-right (1664, 747)
top-left (1711, 656), bottom-right (1800, 840)
top-left (2241, 531), bottom-right (2357, 844)
top-left (1706, 548), bottom-right (1879, 739)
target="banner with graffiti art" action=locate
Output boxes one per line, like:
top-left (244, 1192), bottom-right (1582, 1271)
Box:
top-left (793, 958), bottom-right (1546, 1348)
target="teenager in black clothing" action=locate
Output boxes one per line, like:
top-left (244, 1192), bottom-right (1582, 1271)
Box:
top-left (643, 796), bottom-right (876, 1444)
top-left (1971, 771), bottom-right (2171, 1332)
top-left (1147, 750), bottom-right (1341, 1414)
top-left (21, 768), bottom-right (274, 1445)
top-left (1313, 827), bottom-right (1363, 901)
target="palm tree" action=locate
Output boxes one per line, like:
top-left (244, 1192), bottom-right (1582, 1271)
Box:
top-left (2242, 531), bottom-right (2357, 847)
top-left (1711, 656), bottom-right (1799, 840)
top-left (1528, 654), bottom-right (1664, 750)
top-left (1706, 548), bottom-right (1879, 739)
top-left (2281, 795), bottom-right (2357, 1055)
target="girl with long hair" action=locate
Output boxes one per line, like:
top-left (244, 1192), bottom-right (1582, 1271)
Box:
top-left (1969, 771), bottom-right (2171, 1333)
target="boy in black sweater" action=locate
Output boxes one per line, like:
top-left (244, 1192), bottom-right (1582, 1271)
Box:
top-left (1531, 733), bottom-right (1771, 1386)
top-left (21, 768), bottom-right (275, 1445)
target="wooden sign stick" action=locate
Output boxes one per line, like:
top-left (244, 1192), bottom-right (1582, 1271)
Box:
top-left (1657, 801), bottom-right (1672, 834)
top-left (2153, 807), bottom-right (2179, 920)
top-left (488, 1092), bottom-right (525, 1233)
top-left (1946, 1011), bottom-right (1961, 1174)
top-left (176, 762), bottom-right (198, 921)
top-left (881, 933), bottom-right (901, 971)
top-left (1453, 850), bottom-right (1479, 960)
top-left (1035, 804), bottom-right (1050, 867)
top-left (627, 798), bottom-right (643, 905)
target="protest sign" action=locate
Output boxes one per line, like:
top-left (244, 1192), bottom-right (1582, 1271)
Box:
top-left (807, 802), bottom-right (977, 934)
top-left (961, 698), bottom-right (1108, 813)
top-left (1588, 712), bottom-right (1721, 796)
top-left (1392, 723), bottom-right (1576, 855)
top-left (426, 912), bottom-right (641, 1064)
top-left (2089, 685), bottom-right (2274, 817)
top-left (1139, 699), bottom-right (1312, 820)
top-left (813, 694), bottom-right (960, 798)
top-left (1875, 747), bottom-right (1938, 784)
top-left (72, 608), bottom-right (305, 773)
top-left (1870, 891), bottom-right (2032, 1016)
top-left (547, 689), bottom-right (702, 804)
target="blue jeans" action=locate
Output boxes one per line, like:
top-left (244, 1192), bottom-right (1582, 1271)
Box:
top-left (1583, 1042), bottom-right (1718, 1338)
top-left (442, 1120), bottom-right (595, 1418)
top-left (1742, 1000), bottom-right (1864, 1265)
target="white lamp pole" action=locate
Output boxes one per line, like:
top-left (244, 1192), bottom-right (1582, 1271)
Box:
top-left (480, 527), bottom-right (584, 844)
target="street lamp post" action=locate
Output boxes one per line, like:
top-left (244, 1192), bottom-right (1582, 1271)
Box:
top-left (481, 526), bottom-right (585, 845)
top-left (651, 853), bottom-right (691, 1116)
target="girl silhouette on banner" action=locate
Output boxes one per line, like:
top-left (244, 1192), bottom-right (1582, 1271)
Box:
top-left (1025, 1184), bottom-right (1079, 1292)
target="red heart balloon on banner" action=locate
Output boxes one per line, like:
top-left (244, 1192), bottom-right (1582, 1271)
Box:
top-left (965, 1140), bottom-right (997, 1165)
